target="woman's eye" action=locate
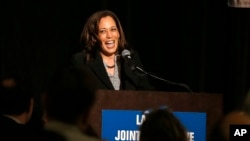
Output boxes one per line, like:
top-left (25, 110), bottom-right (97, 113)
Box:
top-left (99, 30), bottom-right (106, 33)
top-left (111, 28), bottom-right (117, 31)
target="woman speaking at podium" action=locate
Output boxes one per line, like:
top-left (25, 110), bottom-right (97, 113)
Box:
top-left (72, 10), bottom-right (154, 91)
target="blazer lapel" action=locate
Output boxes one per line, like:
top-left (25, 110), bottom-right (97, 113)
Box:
top-left (89, 54), bottom-right (114, 90)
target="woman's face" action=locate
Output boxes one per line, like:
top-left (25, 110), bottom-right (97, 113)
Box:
top-left (98, 16), bottom-right (120, 56)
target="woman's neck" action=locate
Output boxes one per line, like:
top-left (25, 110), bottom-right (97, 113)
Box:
top-left (101, 53), bottom-right (116, 67)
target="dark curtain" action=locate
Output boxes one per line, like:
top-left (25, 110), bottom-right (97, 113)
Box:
top-left (1, 0), bottom-right (250, 113)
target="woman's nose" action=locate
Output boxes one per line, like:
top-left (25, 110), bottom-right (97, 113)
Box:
top-left (106, 30), bottom-right (112, 38)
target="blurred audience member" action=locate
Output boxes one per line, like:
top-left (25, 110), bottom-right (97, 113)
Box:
top-left (211, 90), bottom-right (250, 141)
top-left (139, 107), bottom-right (189, 141)
top-left (41, 66), bottom-right (102, 141)
top-left (0, 76), bottom-right (36, 141)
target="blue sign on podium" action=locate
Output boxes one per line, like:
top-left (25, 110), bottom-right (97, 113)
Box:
top-left (102, 110), bottom-right (206, 141)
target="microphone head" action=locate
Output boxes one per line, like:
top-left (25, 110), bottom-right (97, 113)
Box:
top-left (121, 49), bottom-right (131, 58)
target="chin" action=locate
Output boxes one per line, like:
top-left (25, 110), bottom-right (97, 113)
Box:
top-left (106, 49), bottom-right (117, 54)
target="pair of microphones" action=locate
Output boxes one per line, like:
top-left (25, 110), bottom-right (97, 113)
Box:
top-left (121, 49), bottom-right (193, 94)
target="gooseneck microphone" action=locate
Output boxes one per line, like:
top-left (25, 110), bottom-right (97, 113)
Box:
top-left (121, 49), bottom-right (136, 70)
top-left (121, 49), bottom-right (193, 94)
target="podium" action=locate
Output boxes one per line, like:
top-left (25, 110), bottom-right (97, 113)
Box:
top-left (88, 90), bottom-right (223, 141)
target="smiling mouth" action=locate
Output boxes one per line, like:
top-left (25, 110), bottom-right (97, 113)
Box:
top-left (105, 41), bottom-right (115, 48)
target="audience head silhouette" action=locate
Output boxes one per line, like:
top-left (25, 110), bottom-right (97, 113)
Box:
top-left (42, 66), bottom-right (101, 141)
top-left (0, 74), bottom-right (37, 141)
top-left (211, 90), bottom-right (250, 141)
top-left (43, 66), bottom-right (97, 124)
top-left (0, 75), bottom-right (34, 124)
top-left (139, 107), bottom-right (189, 141)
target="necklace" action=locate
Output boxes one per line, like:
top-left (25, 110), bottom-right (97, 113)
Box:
top-left (106, 64), bottom-right (115, 68)
top-left (103, 56), bottom-right (116, 69)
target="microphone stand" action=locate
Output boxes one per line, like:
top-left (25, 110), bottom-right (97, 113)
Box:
top-left (134, 66), bottom-right (194, 94)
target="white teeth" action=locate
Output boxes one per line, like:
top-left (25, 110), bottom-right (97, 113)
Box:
top-left (106, 41), bottom-right (114, 44)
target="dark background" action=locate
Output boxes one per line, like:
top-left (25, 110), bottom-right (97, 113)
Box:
top-left (1, 0), bottom-right (250, 113)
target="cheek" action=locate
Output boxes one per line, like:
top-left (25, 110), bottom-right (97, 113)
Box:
top-left (98, 34), bottom-right (104, 41)
top-left (116, 32), bottom-right (120, 38)
top-left (98, 37), bottom-right (106, 46)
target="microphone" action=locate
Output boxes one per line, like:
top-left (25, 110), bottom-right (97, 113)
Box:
top-left (121, 49), bottom-right (136, 70)
top-left (135, 67), bottom-right (193, 94)
top-left (121, 49), bottom-right (193, 93)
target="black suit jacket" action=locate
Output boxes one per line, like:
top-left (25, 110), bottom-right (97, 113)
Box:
top-left (72, 50), bottom-right (154, 90)
top-left (0, 115), bottom-right (39, 141)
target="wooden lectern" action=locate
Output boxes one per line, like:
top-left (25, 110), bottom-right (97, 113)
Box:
top-left (88, 90), bottom-right (223, 141)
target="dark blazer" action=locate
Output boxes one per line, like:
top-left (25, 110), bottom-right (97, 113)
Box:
top-left (72, 50), bottom-right (154, 90)
top-left (0, 115), bottom-right (38, 141)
